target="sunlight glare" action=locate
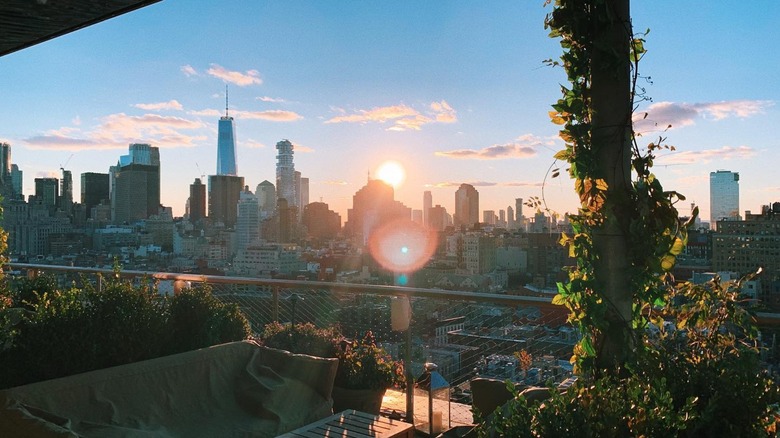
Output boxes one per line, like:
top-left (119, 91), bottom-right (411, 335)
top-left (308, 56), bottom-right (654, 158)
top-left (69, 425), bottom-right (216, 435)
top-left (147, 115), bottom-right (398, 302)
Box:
top-left (376, 161), bottom-right (406, 188)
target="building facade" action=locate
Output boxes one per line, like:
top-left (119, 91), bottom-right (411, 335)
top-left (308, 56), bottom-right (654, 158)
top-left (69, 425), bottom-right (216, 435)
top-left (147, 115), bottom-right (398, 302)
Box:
top-left (302, 201), bottom-right (341, 241)
top-left (454, 183), bottom-right (479, 228)
top-left (710, 170), bottom-right (740, 230)
top-left (110, 143), bottom-right (160, 224)
top-left (236, 187), bottom-right (260, 249)
top-left (275, 140), bottom-right (296, 209)
top-left (216, 97), bottom-right (237, 176)
top-left (81, 172), bottom-right (109, 220)
top-left (208, 174), bottom-right (244, 228)
top-left (344, 179), bottom-right (411, 245)
top-left (713, 203), bottom-right (780, 308)
top-left (188, 178), bottom-right (206, 223)
top-left (256, 180), bottom-right (276, 219)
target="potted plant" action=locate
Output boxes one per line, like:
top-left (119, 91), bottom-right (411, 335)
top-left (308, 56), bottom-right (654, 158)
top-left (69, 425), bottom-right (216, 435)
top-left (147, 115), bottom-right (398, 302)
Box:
top-left (259, 324), bottom-right (405, 415)
top-left (331, 331), bottom-right (406, 415)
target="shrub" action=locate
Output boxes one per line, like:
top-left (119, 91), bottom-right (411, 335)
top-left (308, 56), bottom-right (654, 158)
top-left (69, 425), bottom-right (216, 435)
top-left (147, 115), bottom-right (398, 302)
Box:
top-left (0, 276), bottom-right (250, 389)
top-left (260, 321), bottom-right (338, 358)
top-left (476, 276), bottom-right (780, 437)
top-left (166, 285), bottom-right (251, 354)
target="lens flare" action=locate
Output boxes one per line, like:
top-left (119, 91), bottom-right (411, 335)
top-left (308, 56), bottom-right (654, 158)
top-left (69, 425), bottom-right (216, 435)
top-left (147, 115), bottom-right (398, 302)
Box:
top-left (368, 219), bottom-right (438, 274)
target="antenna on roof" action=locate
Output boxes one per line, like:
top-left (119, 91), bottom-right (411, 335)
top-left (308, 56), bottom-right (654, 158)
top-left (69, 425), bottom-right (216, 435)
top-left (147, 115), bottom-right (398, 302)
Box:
top-left (225, 85), bottom-right (229, 117)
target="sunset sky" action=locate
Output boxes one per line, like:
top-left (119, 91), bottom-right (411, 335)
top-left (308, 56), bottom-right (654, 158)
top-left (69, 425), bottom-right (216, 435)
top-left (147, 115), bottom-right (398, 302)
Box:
top-left (1, 1), bottom-right (777, 222)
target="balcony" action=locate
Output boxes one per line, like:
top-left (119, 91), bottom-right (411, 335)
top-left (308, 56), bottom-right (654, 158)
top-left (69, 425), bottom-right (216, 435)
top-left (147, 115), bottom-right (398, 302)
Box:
top-left (2, 262), bottom-right (586, 433)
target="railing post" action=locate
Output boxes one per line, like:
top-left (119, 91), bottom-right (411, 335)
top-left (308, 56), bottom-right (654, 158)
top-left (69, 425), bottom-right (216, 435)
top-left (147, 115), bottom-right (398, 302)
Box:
top-left (272, 286), bottom-right (279, 322)
top-left (405, 322), bottom-right (414, 424)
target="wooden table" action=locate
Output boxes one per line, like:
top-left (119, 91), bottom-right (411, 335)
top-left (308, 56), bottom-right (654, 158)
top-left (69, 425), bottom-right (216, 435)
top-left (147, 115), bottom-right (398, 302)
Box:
top-left (279, 409), bottom-right (414, 438)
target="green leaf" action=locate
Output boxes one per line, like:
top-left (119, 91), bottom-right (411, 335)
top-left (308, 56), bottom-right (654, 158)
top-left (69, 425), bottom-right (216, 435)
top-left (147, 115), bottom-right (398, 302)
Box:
top-left (552, 294), bottom-right (567, 306)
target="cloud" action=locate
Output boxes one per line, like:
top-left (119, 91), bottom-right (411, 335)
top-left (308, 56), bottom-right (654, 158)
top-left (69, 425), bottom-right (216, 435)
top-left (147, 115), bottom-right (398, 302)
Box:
top-left (188, 108), bottom-right (222, 117)
top-left (72, 116), bottom-right (81, 126)
top-left (326, 104), bottom-right (418, 124)
top-left (243, 139), bottom-right (266, 149)
top-left (24, 134), bottom-right (123, 151)
top-left (387, 114), bottom-right (432, 131)
top-left (206, 64), bottom-right (262, 86)
top-left (634, 100), bottom-right (773, 133)
top-left (233, 109), bottom-right (302, 122)
top-left (180, 65), bottom-right (198, 77)
top-left (427, 181), bottom-right (499, 188)
top-left (293, 142), bottom-right (314, 153)
top-left (323, 180), bottom-right (348, 186)
top-left (430, 100), bottom-right (457, 123)
top-left (325, 101), bottom-right (457, 131)
top-left (23, 112), bottom-right (206, 151)
top-left (100, 113), bottom-right (203, 137)
top-left (435, 134), bottom-right (549, 160)
top-left (257, 96), bottom-right (286, 103)
top-left (502, 181), bottom-right (545, 187)
top-left (134, 100), bottom-right (184, 111)
top-left (656, 145), bottom-right (756, 165)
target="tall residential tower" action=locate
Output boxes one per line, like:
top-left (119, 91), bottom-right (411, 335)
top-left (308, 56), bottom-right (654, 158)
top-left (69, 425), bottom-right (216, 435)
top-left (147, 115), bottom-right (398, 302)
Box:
top-left (710, 170), bottom-right (740, 230)
top-left (276, 139), bottom-right (296, 209)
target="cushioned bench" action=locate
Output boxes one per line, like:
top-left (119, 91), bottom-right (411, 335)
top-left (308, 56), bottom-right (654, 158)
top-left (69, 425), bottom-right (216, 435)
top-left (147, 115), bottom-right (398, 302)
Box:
top-left (0, 341), bottom-right (338, 437)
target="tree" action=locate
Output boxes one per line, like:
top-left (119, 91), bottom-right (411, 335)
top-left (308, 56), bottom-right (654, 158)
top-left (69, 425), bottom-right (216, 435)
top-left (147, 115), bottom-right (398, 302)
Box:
top-left (547, 0), bottom-right (687, 373)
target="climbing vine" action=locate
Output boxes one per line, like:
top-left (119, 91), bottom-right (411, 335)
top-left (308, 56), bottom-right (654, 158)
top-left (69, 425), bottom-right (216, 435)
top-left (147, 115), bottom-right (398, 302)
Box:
top-left (544, 0), bottom-right (692, 374)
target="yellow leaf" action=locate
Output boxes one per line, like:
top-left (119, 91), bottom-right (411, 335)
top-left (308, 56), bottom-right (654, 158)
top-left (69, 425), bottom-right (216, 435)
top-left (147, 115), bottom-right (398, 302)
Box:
top-left (669, 237), bottom-right (685, 256)
top-left (660, 254), bottom-right (675, 271)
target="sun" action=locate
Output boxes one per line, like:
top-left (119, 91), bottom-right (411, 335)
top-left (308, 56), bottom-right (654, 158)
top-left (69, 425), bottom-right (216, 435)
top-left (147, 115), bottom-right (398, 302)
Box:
top-left (376, 161), bottom-right (406, 188)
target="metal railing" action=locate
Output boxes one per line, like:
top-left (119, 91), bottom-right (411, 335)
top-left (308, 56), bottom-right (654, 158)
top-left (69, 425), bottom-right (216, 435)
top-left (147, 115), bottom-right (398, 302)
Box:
top-left (6, 263), bottom-right (582, 426)
top-left (6, 263), bottom-right (780, 428)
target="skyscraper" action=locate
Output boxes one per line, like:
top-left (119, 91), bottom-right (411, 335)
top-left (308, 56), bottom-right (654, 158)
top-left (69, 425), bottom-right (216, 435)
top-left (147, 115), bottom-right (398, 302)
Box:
top-left (300, 176), bottom-right (309, 210)
top-left (34, 177), bottom-right (58, 208)
top-left (216, 87), bottom-right (237, 176)
top-left (60, 169), bottom-right (73, 215)
top-left (710, 170), bottom-right (740, 230)
top-left (423, 191), bottom-right (432, 227)
top-left (0, 143), bottom-right (10, 183)
top-left (344, 179), bottom-right (411, 245)
top-left (429, 205), bottom-right (448, 231)
top-left (256, 180), bottom-right (276, 218)
top-left (188, 178), bottom-right (206, 223)
top-left (515, 198), bottom-right (523, 221)
top-left (81, 172), bottom-right (109, 220)
top-left (110, 143), bottom-right (161, 223)
top-left (10, 164), bottom-right (22, 200)
top-left (0, 143), bottom-right (13, 199)
top-left (276, 140), bottom-right (296, 208)
top-left (236, 186), bottom-right (260, 249)
top-left (454, 183), bottom-right (479, 228)
top-left (109, 143), bottom-right (160, 223)
top-left (208, 174), bottom-right (244, 228)
top-left (302, 202), bottom-right (341, 242)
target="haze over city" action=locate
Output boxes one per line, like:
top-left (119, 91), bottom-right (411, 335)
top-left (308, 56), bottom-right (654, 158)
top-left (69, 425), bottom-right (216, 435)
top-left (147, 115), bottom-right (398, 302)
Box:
top-left (0, 1), bottom-right (777, 220)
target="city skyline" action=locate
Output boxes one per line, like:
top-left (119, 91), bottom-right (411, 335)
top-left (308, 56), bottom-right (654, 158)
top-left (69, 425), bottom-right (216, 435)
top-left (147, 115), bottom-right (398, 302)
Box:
top-left (0, 2), bottom-right (778, 221)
